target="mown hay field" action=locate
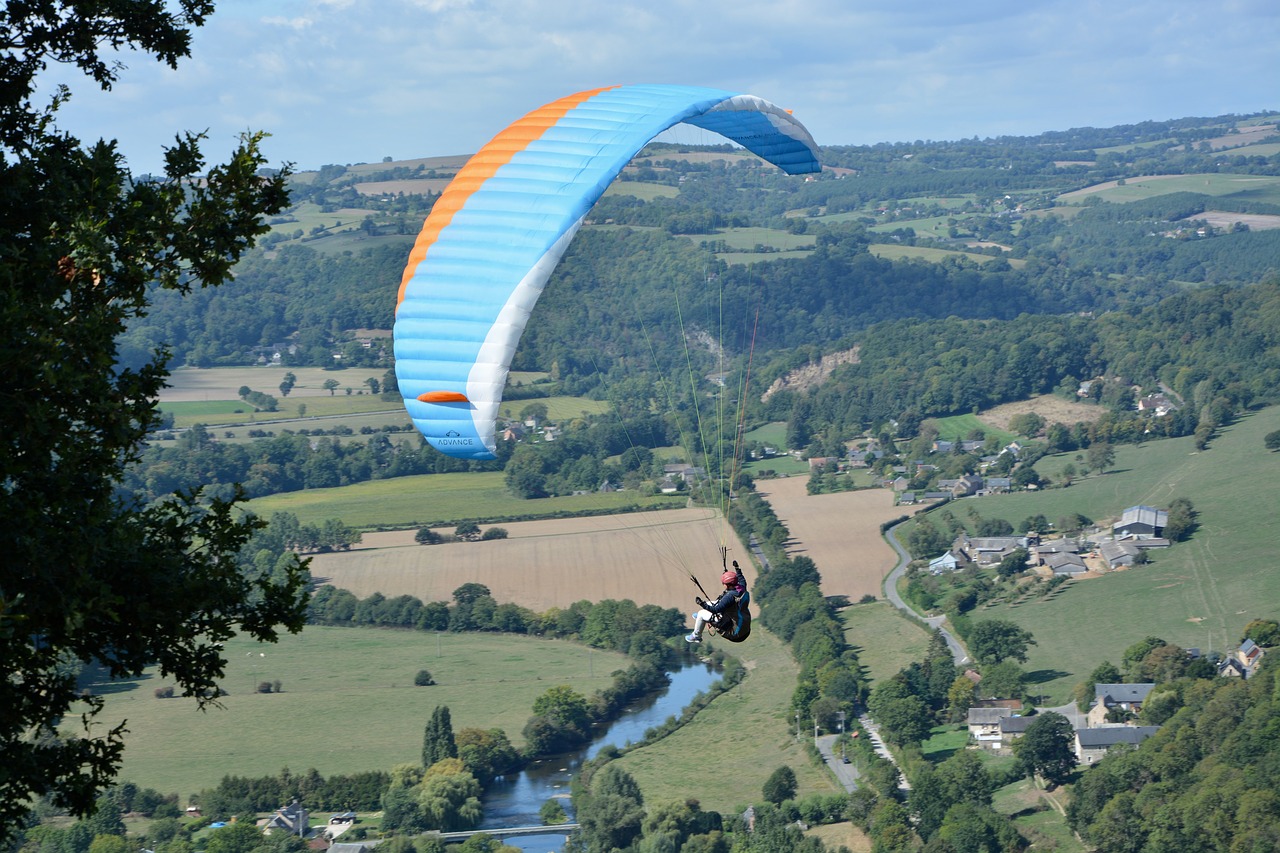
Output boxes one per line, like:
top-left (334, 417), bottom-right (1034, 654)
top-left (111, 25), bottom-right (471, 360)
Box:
top-left (754, 478), bottom-right (919, 603)
top-left (311, 509), bottom-right (737, 613)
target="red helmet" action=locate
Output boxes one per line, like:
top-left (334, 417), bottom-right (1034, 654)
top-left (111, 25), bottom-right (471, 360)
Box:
top-left (722, 570), bottom-right (739, 586)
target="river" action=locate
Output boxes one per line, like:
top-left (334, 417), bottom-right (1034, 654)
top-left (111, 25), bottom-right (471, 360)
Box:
top-left (477, 658), bottom-right (720, 852)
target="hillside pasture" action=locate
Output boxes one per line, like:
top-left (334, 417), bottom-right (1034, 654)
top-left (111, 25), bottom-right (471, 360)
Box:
top-left (602, 181), bottom-right (679, 201)
top-left (246, 471), bottom-right (686, 530)
top-left (1057, 173), bottom-right (1280, 204)
top-left (96, 627), bottom-right (629, 797)
top-left (755, 477), bottom-right (921, 603)
top-left (352, 177), bottom-right (453, 196)
top-left (916, 405), bottom-right (1280, 703)
top-left (496, 394), bottom-right (611, 421)
top-left (869, 244), bottom-right (1026, 268)
top-left (310, 508), bottom-right (735, 614)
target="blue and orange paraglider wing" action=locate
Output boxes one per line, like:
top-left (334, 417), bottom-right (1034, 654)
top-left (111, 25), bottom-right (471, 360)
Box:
top-left (394, 84), bottom-right (821, 459)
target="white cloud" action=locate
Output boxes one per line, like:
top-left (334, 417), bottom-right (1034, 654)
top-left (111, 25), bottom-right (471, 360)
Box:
top-left (32, 0), bottom-right (1280, 173)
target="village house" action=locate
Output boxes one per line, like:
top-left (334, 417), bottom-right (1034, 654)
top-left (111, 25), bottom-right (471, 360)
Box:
top-left (966, 699), bottom-right (1025, 747)
top-left (1087, 683), bottom-right (1156, 727)
top-left (1075, 726), bottom-right (1161, 764)
top-left (264, 800), bottom-right (310, 837)
top-left (960, 535), bottom-right (1029, 566)
top-left (967, 707), bottom-right (1011, 745)
top-left (999, 714), bottom-right (1034, 746)
top-left (981, 476), bottom-right (1012, 493)
top-left (1137, 394), bottom-right (1177, 417)
top-left (1219, 639), bottom-right (1267, 679)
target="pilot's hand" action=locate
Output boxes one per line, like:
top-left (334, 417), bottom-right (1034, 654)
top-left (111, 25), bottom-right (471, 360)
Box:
top-left (695, 597), bottom-right (706, 609)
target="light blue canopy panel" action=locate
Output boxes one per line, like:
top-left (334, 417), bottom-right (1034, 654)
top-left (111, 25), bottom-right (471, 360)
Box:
top-left (395, 84), bottom-right (821, 459)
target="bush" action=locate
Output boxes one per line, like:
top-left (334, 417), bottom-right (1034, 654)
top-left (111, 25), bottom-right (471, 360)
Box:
top-left (153, 686), bottom-right (174, 699)
top-left (415, 527), bottom-right (444, 545)
top-left (762, 765), bottom-right (797, 804)
top-left (481, 527), bottom-right (509, 541)
top-left (415, 669), bottom-right (435, 686)
top-left (539, 799), bottom-right (567, 825)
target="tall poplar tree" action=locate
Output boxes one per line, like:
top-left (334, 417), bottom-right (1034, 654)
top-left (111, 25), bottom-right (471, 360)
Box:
top-left (423, 705), bottom-right (458, 767)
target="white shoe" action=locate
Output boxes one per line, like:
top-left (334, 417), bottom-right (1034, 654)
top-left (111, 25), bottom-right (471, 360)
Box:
top-left (685, 633), bottom-right (702, 644)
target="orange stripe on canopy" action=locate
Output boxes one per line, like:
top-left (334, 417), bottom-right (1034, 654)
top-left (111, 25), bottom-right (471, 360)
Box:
top-left (396, 86), bottom-right (618, 310)
top-left (418, 390), bottom-right (470, 403)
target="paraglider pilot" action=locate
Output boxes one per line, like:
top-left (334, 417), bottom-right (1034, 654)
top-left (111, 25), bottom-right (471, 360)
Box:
top-left (686, 560), bottom-right (747, 643)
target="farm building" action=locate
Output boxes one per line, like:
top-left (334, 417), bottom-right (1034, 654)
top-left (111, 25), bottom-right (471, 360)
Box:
top-left (1113, 505), bottom-right (1167, 539)
top-left (1075, 726), bottom-right (1161, 764)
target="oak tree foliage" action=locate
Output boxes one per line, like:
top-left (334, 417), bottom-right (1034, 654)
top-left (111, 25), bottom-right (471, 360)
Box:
top-left (0, 1), bottom-right (306, 834)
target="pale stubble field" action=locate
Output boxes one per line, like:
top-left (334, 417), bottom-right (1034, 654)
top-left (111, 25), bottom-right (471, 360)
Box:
top-left (312, 508), bottom-right (737, 613)
top-left (755, 477), bottom-right (918, 601)
top-left (312, 481), bottom-right (911, 611)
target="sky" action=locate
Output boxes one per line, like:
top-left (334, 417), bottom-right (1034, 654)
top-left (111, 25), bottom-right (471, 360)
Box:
top-left (36, 0), bottom-right (1280, 175)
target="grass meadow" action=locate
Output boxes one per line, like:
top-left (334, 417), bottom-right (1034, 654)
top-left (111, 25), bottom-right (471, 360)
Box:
top-left (927, 413), bottom-right (1019, 445)
top-left (603, 181), bottom-right (679, 201)
top-left (1057, 173), bottom-right (1280, 205)
top-left (842, 601), bottom-right (932, 685)
top-left (97, 627), bottom-right (630, 797)
top-left (613, 628), bottom-right (844, 813)
top-left (869, 244), bottom-right (1025, 269)
top-left (901, 404), bottom-right (1280, 703)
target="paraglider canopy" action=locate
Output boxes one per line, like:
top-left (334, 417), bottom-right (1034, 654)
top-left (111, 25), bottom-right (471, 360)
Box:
top-left (394, 84), bottom-right (821, 459)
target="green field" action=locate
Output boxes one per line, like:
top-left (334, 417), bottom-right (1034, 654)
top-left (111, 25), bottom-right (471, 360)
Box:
top-left (496, 395), bottom-right (611, 421)
top-left (246, 471), bottom-right (685, 529)
top-left (742, 422), bottom-right (786, 447)
top-left (164, 397), bottom-right (400, 429)
top-left (1059, 173), bottom-right (1280, 205)
top-left (96, 627), bottom-right (630, 796)
top-left (842, 601), bottom-right (932, 685)
top-left (603, 181), bottom-right (679, 201)
top-left (927, 413), bottom-right (1018, 445)
top-left (869, 244), bottom-right (1026, 269)
top-left (906, 405), bottom-right (1280, 703)
top-left (614, 627), bottom-right (843, 813)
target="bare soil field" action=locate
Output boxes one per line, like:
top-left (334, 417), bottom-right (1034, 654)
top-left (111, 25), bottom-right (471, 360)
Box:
top-left (977, 394), bottom-right (1105, 431)
top-left (754, 478), bottom-right (919, 602)
top-left (311, 508), bottom-right (736, 613)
